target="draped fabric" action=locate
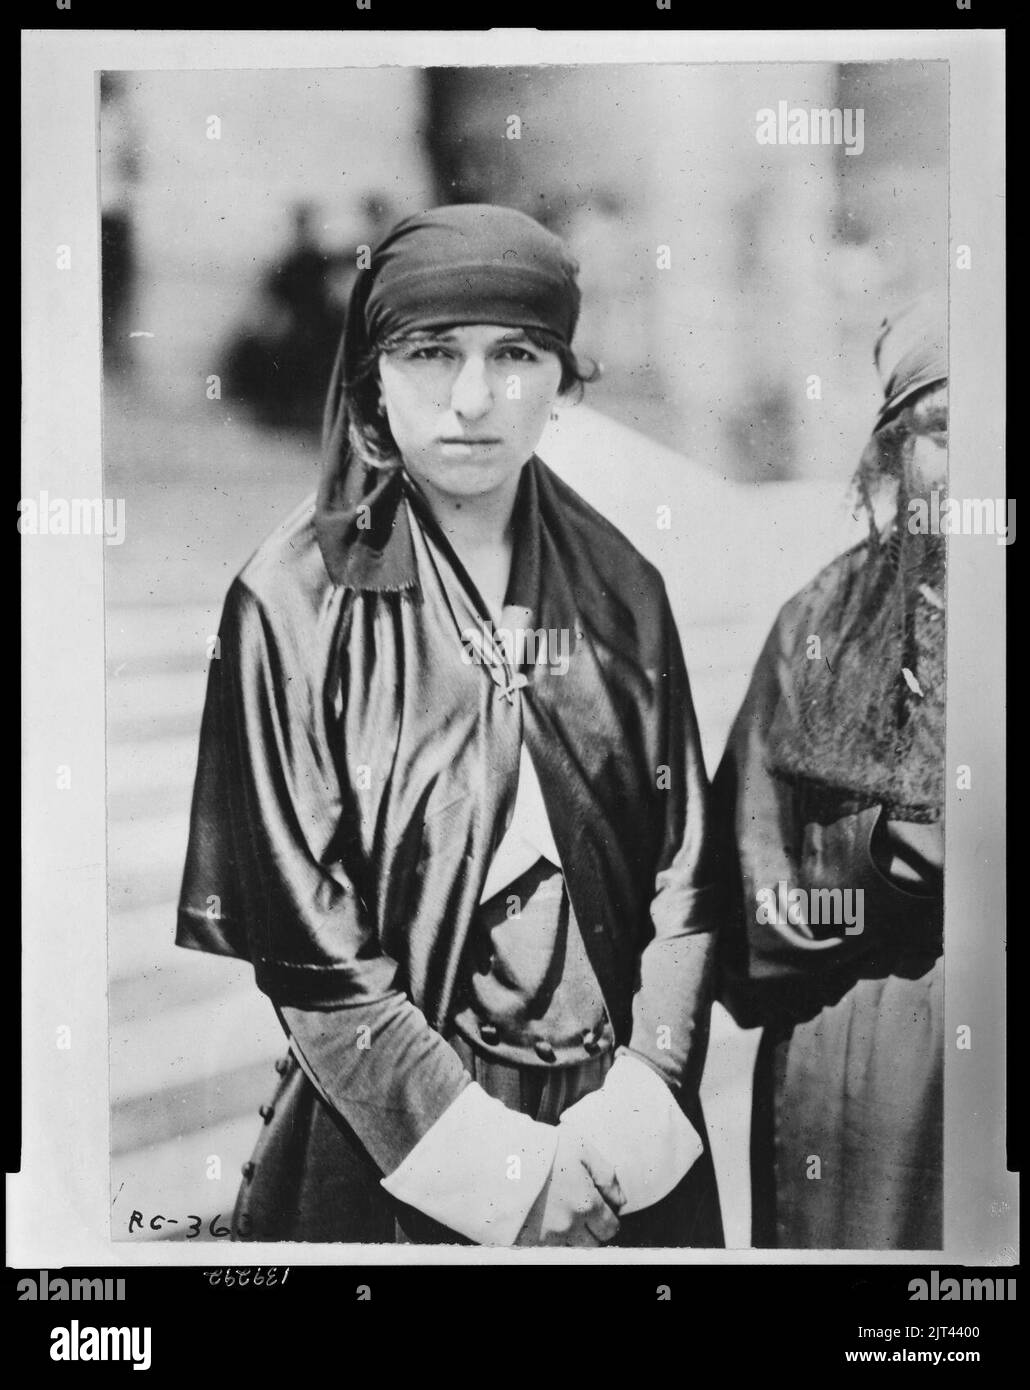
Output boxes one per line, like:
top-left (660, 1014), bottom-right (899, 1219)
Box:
top-left (754, 962), bottom-right (943, 1250)
top-left (178, 455), bottom-right (720, 1050)
top-left (714, 544), bottom-right (945, 1249)
top-left (177, 450), bottom-right (723, 1236)
top-left (764, 534), bottom-right (946, 819)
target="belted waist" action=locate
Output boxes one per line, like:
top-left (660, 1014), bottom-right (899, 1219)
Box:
top-left (451, 856), bottom-right (614, 1068)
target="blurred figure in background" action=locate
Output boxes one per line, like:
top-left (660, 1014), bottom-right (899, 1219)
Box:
top-left (222, 195), bottom-right (398, 431)
top-left (714, 295), bottom-right (946, 1249)
top-left (221, 201), bottom-right (338, 430)
top-left (100, 73), bottom-right (141, 376)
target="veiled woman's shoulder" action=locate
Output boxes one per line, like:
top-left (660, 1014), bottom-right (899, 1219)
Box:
top-left (773, 539), bottom-right (872, 654)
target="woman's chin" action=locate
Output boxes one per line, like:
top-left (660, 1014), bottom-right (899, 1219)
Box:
top-left (408, 456), bottom-right (524, 501)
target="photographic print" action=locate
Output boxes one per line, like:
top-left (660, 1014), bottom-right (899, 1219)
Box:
top-left (18, 28), bottom-right (1011, 1277)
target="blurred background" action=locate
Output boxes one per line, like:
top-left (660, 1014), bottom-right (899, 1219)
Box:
top-left (102, 63), bottom-right (947, 1243)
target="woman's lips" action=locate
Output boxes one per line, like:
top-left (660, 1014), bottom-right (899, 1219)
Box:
top-left (438, 438), bottom-right (502, 451)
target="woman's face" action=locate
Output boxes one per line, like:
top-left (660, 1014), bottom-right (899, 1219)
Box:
top-left (377, 324), bottom-right (563, 502)
top-left (904, 383), bottom-right (948, 498)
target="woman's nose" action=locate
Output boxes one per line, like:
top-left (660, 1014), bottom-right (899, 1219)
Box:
top-left (450, 357), bottom-right (493, 420)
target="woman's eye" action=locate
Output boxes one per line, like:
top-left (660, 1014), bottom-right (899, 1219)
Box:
top-left (497, 346), bottom-right (537, 362)
top-left (407, 346), bottom-right (451, 361)
top-left (919, 420), bottom-right (948, 445)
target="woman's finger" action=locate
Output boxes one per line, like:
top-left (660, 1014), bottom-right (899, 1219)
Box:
top-left (585, 1204), bottom-right (620, 1244)
top-left (578, 1136), bottom-right (626, 1212)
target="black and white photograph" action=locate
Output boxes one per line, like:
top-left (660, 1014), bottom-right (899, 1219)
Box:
top-left (18, 26), bottom-right (1011, 1285)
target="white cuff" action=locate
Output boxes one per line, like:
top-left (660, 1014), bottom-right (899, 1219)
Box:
top-left (380, 1081), bottom-right (559, 1245)
top-left (558, 1054), bottom-right (703, 1214)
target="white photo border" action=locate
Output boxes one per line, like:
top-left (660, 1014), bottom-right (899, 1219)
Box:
top-left (17, 25), bottom-right (1009, 1267)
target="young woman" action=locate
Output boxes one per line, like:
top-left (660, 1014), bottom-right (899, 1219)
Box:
top-left (714, 295), bottom-right (947, 1249)
top-left (178, 203), bottom-right (724, 1247)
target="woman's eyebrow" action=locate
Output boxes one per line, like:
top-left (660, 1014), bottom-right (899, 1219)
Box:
top-left (401, 330), bottom-right (456, 344)
top-left (392, 328), bottom-right (533, 348)
top-left (423, 330), bottom-right (530, 343)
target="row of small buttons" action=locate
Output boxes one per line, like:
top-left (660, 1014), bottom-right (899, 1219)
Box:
top-left (476, 1021), bottom-right (604, 1062)
top-left (241, 1054), bottom-right (294, 1179)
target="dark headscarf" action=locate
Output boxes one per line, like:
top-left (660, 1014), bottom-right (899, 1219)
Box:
top-left (363, 203), bottom-right (580, 345)
top-left (768, 293), bottom-right (948, 818)
top-left (315, 204), bottom-right (581, 585)
top-left (873, 294), bottom-right (947, 432)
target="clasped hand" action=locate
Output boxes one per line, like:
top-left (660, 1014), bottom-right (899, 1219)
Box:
top-left (514, 1126), bottom-right (625, 1247)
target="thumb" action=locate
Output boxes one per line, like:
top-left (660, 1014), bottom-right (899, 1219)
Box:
top-left (576, 1134), bottom-right (626, 1212)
